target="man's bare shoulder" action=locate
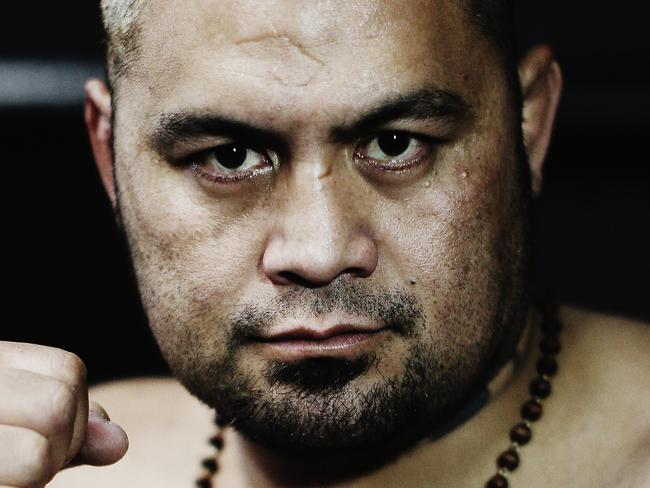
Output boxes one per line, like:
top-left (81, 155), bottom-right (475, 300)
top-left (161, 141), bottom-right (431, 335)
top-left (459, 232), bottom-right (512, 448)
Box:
top-left (561, 305), bottom-right (650, 388)
top-left (550, 306), bottom-right (650, 486)
top-left (89, 376), bottom-right (215, 442)
top-left (560, 305), bottom-right (650, 422)
top-left (89, 376), bottom-right (209, 416)
top-left (48, 377), bottom-right (215, 488)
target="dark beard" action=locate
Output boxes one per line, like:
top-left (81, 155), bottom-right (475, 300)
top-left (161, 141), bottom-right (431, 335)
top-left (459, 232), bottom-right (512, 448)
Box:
top-left (211, 344), bottom-right (473, 457)
top-left (266, 356), bottom-right (373, 394)
top-left (178, 280), bottom-right (510, 457)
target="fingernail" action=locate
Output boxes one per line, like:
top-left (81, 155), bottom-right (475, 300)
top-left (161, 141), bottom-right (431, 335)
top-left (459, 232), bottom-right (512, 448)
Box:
top-left (89, 409), bottom-right (111, 422)
top-left (112, 423), bottom-right (129, 447)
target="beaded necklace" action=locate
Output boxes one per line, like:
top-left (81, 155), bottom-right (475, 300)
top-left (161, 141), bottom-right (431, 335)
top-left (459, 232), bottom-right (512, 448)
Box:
top-left (195, 301), bottom-right (561, 488)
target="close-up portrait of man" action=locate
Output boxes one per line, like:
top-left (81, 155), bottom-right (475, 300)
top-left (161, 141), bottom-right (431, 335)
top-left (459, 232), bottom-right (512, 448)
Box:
top-left (0, 1), bottom-right (648, 487)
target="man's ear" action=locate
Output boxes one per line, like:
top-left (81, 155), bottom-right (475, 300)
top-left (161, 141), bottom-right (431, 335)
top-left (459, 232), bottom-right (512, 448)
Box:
top-left (85, 79), bottom-right (117, 209)
top-left (518, 45), bottom-right (563, 194)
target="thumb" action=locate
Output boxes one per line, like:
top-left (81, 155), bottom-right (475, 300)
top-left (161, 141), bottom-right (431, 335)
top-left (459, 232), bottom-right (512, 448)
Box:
top-left (65, 402), bottom-right (129, 468)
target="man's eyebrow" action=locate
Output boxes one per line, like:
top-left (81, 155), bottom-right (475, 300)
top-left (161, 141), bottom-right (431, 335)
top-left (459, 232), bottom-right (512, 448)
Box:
top-left (149, 111), bottom-right (288, 155)
top-left (149, 88), bottom-right (470, 154)
top-left (330, 88), bottom-right (472, 142)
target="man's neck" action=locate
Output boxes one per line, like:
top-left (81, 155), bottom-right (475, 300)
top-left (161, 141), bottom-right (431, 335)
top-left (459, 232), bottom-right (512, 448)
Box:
top-left (216, 312), bottom-right (538, 488)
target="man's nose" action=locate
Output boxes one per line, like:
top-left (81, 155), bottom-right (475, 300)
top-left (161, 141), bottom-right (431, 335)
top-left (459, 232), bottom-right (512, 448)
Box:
top-left (261, 183), bottom-right (378, 288)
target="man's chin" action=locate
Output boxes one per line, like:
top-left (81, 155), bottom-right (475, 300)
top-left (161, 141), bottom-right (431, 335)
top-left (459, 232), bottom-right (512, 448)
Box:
top-left (206, 349), bottom-right (468, 458)
top-left (264, 356), bottom-right (374, 394)
top-left (225, 387), bottom-right (433, 457)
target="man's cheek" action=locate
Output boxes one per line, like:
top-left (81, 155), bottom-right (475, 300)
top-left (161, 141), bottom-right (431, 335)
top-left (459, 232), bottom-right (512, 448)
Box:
top-left (383, 168), bottom-right (503, 267)
top-left (127, 207), bottom-right (264, 319)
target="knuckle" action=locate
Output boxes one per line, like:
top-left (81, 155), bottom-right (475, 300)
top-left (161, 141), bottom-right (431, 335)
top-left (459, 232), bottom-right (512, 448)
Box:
top-left (56, 350), bottom-right (87, 386)
top-left (20, 431), bottom-right (52, 487)
top-left (45, 381), bottom-right (77, 434)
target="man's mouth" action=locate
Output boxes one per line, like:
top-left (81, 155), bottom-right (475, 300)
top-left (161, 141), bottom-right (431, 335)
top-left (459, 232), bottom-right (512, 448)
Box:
top-left (254, 323), bottom-right (390, 359)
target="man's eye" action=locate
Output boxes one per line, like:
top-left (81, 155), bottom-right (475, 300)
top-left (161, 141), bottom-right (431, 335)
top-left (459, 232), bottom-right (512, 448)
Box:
top-left (202, 143), bottom-right (269, 173)
top-left (355, 131), bottom-right (429, 170)
top-left (189, 142), bottom-right (274, 184)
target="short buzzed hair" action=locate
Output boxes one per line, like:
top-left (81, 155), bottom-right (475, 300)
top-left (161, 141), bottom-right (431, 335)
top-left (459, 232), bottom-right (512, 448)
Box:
top-left (101, 0), bottom-right (144, 81)
top-left (101, 0), bottom-right (516, 84)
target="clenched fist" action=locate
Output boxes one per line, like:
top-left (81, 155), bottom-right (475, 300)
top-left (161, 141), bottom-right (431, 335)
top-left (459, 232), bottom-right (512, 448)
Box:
top-left (0, 342), bottom-right (128, 487)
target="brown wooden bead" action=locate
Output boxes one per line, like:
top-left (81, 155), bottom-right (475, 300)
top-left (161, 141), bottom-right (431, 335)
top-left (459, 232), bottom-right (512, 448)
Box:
top-left (196, 476), bottom-right (212, 488)
top-left (510, 422), bottom-right (532, 445)
top-left (486, 473), bottom-right (509, 488)
top-left (522, 399), bottom-right (543, 421)
top-left (202, 458), bottom-right (218, 473)
top-left (497, 449), bottom-right (520, 471)
top-left (541, 317), bottom-right (562, 336)
top-left (540, 336), bottom-right (561, 355)
top-left (536, 356), bottom-right (558, 376)
top-left (530, 377), bottom-right (552, 399)
top-left (210, 435), bottom-right (224, 449)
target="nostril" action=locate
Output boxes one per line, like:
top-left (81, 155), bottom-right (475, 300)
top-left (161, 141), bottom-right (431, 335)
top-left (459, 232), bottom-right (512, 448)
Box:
top-left (277, 267), bottom-right (372, 289)
top-left (277, 271), bottom-right (329, 289)
top-left (348, 266), bottom-right (373, 279)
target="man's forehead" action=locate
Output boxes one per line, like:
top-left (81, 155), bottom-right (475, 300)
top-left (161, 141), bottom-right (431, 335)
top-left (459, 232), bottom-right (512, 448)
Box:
top-left (118, 0), bottom-right (492, 129)
top-left (138, 0), bottom-right (466, 46)
top-left (133, 0), bottom-right (475, 77)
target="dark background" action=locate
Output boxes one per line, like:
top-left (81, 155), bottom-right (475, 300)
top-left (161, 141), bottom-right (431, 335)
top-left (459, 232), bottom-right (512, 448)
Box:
top-left (1, 3), bottom-right (648, 385)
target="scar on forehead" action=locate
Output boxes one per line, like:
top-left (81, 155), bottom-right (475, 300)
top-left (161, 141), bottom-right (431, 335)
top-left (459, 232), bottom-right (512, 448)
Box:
top-left (233, 32), bottom-right (326, 87)
top-left (236, 32), bottom-right (325, 65)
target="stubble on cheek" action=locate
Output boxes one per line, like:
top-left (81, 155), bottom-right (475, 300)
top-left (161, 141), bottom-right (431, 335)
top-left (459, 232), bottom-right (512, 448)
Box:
top-left (115, 167), bottom-right (241, 371)
top-left (400, 135), bottom-right (524, 378)
top-left (444, 146), bottom-right (527, 362)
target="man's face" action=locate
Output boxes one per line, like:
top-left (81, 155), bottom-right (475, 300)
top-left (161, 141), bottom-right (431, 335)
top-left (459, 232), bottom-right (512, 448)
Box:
top-left (112, 0), bottom-right (529, 452)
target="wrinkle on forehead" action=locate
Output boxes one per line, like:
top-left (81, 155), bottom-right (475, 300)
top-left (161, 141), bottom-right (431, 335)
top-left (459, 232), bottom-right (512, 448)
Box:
top-left (232, 33), bottom-right (325, 87)
top-left (129, 0), bottom-right (487, 111)
top-left (224, 0), bottom-right (383, 45)
top-left (136, 0), bottom-right (381, 89)
top-left (235, 33), bottom-right (325, 68)
top-left (219, 0), bottom-right (389, 88)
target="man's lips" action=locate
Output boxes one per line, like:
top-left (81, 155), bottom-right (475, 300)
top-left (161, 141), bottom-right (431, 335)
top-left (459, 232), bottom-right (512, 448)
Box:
top-left (254, 324), bottom-right (389, 358)
top-left (259, 324), bottom-right (385, 342)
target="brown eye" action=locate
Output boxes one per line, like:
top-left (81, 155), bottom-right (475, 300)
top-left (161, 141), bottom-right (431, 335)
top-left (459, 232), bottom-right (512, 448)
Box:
top-left (355, 131), bottom-right (430, 171)
top-left (376, 132), bottom-right (412, 157)
top-left (213, 143), bottom-right (250, 170)
top-left (190, 141), bottom-right (274, 185)
top-left (197, 142), bottom-right (271, 175)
